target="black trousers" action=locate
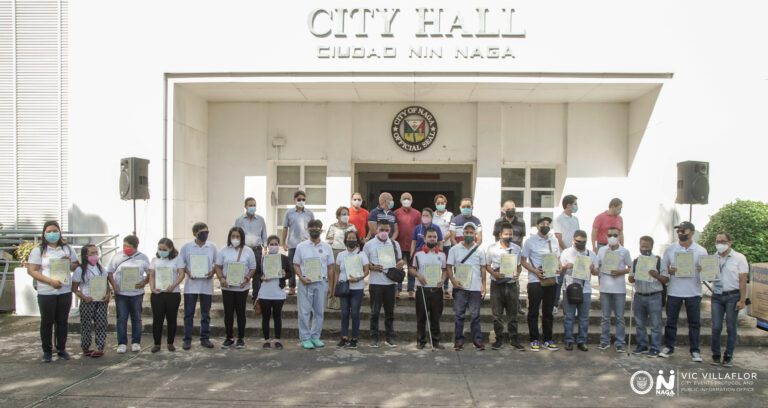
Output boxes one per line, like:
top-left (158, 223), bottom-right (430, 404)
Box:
top-left (222, 290), bottom-right (249, 340)
top-left (38, 293), bottom-right (72, 353)
top-left (250, 247), bottom-right (262, 298)
top-left (287, 248), bottom-right (297, 289)
top-left (527, 282), bottom-right (556, 342)
top-left (416, 287), bottom-right (443, 345)
top-left (151, 292), bottom-right (181, 345)
top-left (259, 298), bottom-right (285, 340)
top-left (370, 284), bottom-right (396, 341)
top-left (491, 281), bottom-right (520, 341)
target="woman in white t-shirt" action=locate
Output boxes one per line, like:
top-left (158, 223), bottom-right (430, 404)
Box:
top-left (72, 244), bottom-right (111, 358)
top-left (148, 238), bottom-right (185, 353)
top-left (215, 227), bottom-right (257, 349)
top-left (26, 220), bottom-right (80, 363)
top-left (107, 235), bottom-right (151, 354)
top-left (326, 206), bottom-right (358, 261)
top-left (259, 235), bottom-right (290, 350)
top-left (334, 230), bottom-right (370, 349)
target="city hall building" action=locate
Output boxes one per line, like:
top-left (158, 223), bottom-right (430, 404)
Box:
top-left (1, 1), bottom-right (766, 250)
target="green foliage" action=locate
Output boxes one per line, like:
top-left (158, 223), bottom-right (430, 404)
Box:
top-left (14, 241), bottom-right (37, 265)
top-left (700, 200), bottom-right (768, 264)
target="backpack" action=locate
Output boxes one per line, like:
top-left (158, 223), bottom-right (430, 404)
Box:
top-left (566, 281), bottom-right (584, 305)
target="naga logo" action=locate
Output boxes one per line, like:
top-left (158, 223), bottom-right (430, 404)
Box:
top-left (630, 370), bottom-right (676, 397)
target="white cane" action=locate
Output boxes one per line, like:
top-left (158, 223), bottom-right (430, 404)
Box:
top-left (627, 281), bottom-right (634, 356)
top-left (421, 285), bottom-right (435, 352)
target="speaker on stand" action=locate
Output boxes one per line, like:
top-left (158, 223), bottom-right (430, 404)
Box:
top-left (675, 161), bottom-right (709, 222)
top-left (120, 157), bottom-right (150, 236)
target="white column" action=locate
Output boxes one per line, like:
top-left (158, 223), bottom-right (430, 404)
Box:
top-left (475, 103), bottom-right (504, 245)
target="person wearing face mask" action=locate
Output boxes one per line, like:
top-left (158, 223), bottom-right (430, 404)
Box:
top-left (627, 236), bottom-right (668, 358)
top-left (553, 195), bottom-right (580, 316)
top-left (293, 219), bottom-right (335, 349)
top-left (411, 208), bottom-right (444, 255)
top-left (215, 227), bottom-right (257, 349)
top-left (259, 236), bottom-right (291, 350)
top-left (448, 223), bottom-right (487, 351)
top-left (326, 206), bottom-right (358, 261)
top-left (107, 235), bottom-right (151, 354)
top-left (411, 227), bottom-right (447, 350)
top-left (659, 221), bottom-right (708, 362)
top-left (450, 197), bottom-right (483, 246)
top-left (493, 200), bottom-right (526, 247)
top-left (26, 220), bottom-right (80, 362)
top-left (363, 219), bottom-right (406, 348)
top-left (596, 227), bottom-right (632, 353)
top-left (282, 190), bottom-right (315, 296)
top-left (433, 194), bottom-right (454, 299)
top-left (179, 222), bottom-right (218, 350)
top-left (366, 192), bottom-right (398, 241)
top-left (486, 223), bottom-right (524, 351)
top-left (334, 231), bottom-right (370, 349)
top-left (395, 192), bottom-right (421, 299)
top-left (521, 217), bottom-right (561, 352)
top-left (72, 244), bottom-right (111, 358)
top-left (235, 197), bottom-right (267, 300)
top-left (591, 198), bottom-right (624, 252)
top-left (148, 238), bottom-right (185, 353)
top-left (709, 232), bottom-right (748, 367)
top-left (348, 192), bottom-right (369, 241)
top-left (559, 230), bottom-right (598, 352)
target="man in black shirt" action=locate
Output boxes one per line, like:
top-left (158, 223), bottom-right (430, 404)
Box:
top-left (493, 200), bottom-right (526, 247)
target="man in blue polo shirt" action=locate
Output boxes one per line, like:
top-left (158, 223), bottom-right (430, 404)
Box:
top-left (367, 192), bottom-right (398, 240)
top-left (281, 190), bottom-right (315, 296)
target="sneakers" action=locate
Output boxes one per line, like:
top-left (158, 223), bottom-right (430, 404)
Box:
top-left (301, 340), bottom-right (315, 350)
top-left (131, 343), bottom-right (141, 352)
top-left (57, 350), bottom-right (71, 360)
top-left (200, 339), bottom-right (214, 348)
top-left (454, 341), bottom-right (464, 351)
top-left (182, 340), bottom-right (191, 351)
top-left (491, 339), bottom-right (504, 350)
top-left (632, 346), bottom-right (649, 355)
top-left (167, 344), bottom-right (176, 352)
top-left (691, 351), bottom-right (703, 363)
top-left (564, 342), bottom-right (573, 351)
top-left (369, 341), bottom-right (379, 348)
top-left (597, 343), bottom-right (610, 351)
top-left (311, 339), bottom-right (325, 348)
top-left (473, 341), bottom-right (486, 351)
top-left (530, 341), bottom-right (541, 352)
top-left (544, 341), bottom-right (559, 351)
top-left (722, 356), bottom-right (733, 367)
top-left (263, 342), bottom-right (272, 349)
top-left (42, 352), bottom-right (53, 363)
top-left (659, 346), bottom-right (673, 358)
top-left (348, 339), bottom-right (358, 349)
top-left (711, 356), bottom-right (722, 366)
top-left (384, 339), bottom-right (397, 348)
top-left (235, 339), bottom-right (245, 349)
top-left (511, 342), bottom-right (525, 351)
top-left (151, 345), bottom-right (161, 353)
top-left (616, 345), bottom-right (626, 353)
top-left (274, 341), bottom-right (284, 350)
top-left (221, 339), bottom-right (235, 349)
top-left (647, 349), bottom-right (659, 358)
top-left (577, 343), bottom-right (589, 352)
top-left (117, 344), bottom-right (127, 354)
top-left (416, 343), bottom-right (426, 350)
top-left (337, 338), bottom-right (349, 348)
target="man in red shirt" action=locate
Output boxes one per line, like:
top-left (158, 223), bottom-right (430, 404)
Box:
top-left (348, 192), bottom-right (369, 241)
top-left (591, 198), bottom-right (624, 251)
top-left (395, 192), bottom-right (422, 299)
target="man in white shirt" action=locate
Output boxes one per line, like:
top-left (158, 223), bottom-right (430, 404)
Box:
top-left (486, 222), bottom-right (524, 351)
top-left (363, 219), bottom-right (405, 348)
top-left (596, 227), bottom-right (632, 353)
top-left (560, 230), bottom-right (598, 351)
top-left (179, 222), bottom-right (218, 350)
top-left (447, 223), bottom-right (487, 351)
top-left (553, 194), bottom-right (580, 317)
top-left (521, 217), bottom-right (561, 352)
top-left (628, 235), bottom-right (669, 358)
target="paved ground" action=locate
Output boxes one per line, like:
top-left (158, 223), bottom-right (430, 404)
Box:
top-left (1, 315), bottom-right (766, 407)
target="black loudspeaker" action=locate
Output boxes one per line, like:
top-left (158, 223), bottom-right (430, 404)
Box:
top-left (675, 161), bottom-right (709, 204)
top-left (120, 157), bottom-right (150, 200)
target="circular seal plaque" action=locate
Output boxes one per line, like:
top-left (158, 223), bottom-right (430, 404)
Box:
top-left (391, 106), bottom-right (438, 152)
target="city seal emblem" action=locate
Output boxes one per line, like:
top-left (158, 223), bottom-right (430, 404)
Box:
top-left (391, 106), bottom-right (438, 152)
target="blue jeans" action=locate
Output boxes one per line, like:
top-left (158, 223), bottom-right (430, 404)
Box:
top-left (664, 295), bottom-right (701, 353)
top-left (341, 289), bottom-right (364, 338)
top-left (711, 291), bottom-right (740, 358)
top-left (600, 292), bottom-right (626, 346)
top-left (183, 293), bottom-right (212, 342)
top-left (633, 292), bottom-right (663, 352)
top-left (298, 280), bottom-right (328, 341)
top-left (454, 289), bottom-right (482, 343)
top-left (563, 291), bottom-right (590, 344)
top-left (116, 294), bottom-right (144, 345)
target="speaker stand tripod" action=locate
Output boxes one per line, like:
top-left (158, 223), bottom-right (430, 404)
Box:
top-left (688, 203), bottom-right (693, 222)
top-left (132, 199), bottom-right (137, 236)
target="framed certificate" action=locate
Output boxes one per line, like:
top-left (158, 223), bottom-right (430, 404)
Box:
top-left (155, 267), bottom-right (174, 291)
top-left (90, 276), bottom-right (107, 300)
top-left (49, 259), bottom-right (71, 285)
top-left (344, 255), bottom-right (364, 280)
top-left (304, 258), bottom-right (322, 282)
top-left (454, 264), bottom-right (472, 288)
top-left (500, 254), bottom-right (518, 278)
top-left (601, 251), bottom-right (621, 274)
top-left (699, 255), bottom-right (720, 281)
top-left (190, 254), bottom-right (209, 278)
top-left (675, 252), bottom-right (695, 278)
top-left (542, 254), bottom-right (558, 278)
top-left (424, 264), bottom-right (442, 287)
top-left (120, 266), bottom-right (141, 289)
top-left (377, 246), bottom-right (397, 269)
top-left (264, 254), bottom-right (282, 280)
top-left (635, 255), bottom-right (657, 282)
top-left (226, 262), bottom-right (246, 286)
top-left (573, 255), bottom-right (592, 281)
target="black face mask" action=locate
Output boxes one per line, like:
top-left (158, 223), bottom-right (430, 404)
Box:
top-left (505, 209), bottom-right (516, 219)
top-left (345, 240), bottom-right (358, 249)
top-left (309, 230), bottom-right (321, 240)
top-left (426, 242), bottom-right (437, 249)
top-left (574, 241), bottom-right (586, 251)
top-left (678, 233), bottom-right (689, 242)
top-left (196, 231), bottom-right (209, 242)
top-left (640, 249), bottom-right (652, 256)
top-left (502, 237), bottom-right (513, 245)
top-left (539, 226), bottom-right (550, 236)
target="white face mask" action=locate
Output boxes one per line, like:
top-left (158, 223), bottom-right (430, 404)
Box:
top-left (340, 215), bottom-right (349, 223)
top-left (352, 199), bottom-right (362, 207)
top-left (716, 243), bottom-right (729, 254)
top-left (230, 239), bottom-right (241, 247)
top-left (608, 236), bottom-right (619, 246)
top-left (401, 199), bottom-right (412, 208)
top-left (296, 200), bottom-right (305, 208)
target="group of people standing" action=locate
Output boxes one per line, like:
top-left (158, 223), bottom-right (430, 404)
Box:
top-left (27, 192), bottom-right (749, 368)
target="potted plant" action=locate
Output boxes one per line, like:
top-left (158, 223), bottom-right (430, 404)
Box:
top-left (9, 241), bottom-right (39, 315)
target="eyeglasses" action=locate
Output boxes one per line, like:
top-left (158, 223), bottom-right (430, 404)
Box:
top-left (715, 240), bottom-right (729, 244)
top-left (607, 234), bottom-right (619, 238)
top-left (296, 199), bottom-right (306, 203)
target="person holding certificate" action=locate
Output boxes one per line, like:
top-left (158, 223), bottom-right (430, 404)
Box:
top-left (259, 236), bottom-right (291, 349)
top-left (293, 219), bottom-right (335, 350)
top-left (521, 217), bottom-right (561, 352)
top-left (410, 227), bottom-right (447, 350)
top-left (72, 244), bottom-right (111, 358)
top-left (559, 230), bottom-right (598, 352)
top-left (234, 197), bottom-right (267, 301)
top-left (149, 238), bottom-right (185, 352)
top-left (26, 221), bottom-right (80, 362)
top-left (628, 236), bottom-right (668, 358)
top-left (334, 231), bottom-right (370, 349)
top-left (709, 232), bottom-right (749, 367)
top-left (485, 222), bottom-right (524, 351)
top-left (363, 219), bottom-right (405, 348)
top-left (447, 222), bottom-right (487, 351)
top-left (107, 235), bottom-right (150, 354)
top-left (215, 227), bottom-right (257, 349)
top-left (596, 227), bottom-right (633, 353)
top-left (179, 222), bottom-right (218, 350)
top-left (659, 221), bottom-right (708, 362)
